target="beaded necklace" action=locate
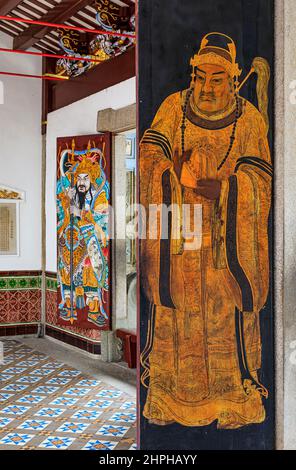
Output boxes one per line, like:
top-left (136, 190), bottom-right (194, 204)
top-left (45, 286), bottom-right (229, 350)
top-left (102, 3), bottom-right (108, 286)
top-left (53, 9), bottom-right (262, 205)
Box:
top-left (181, 89), bottom-right (239, 171)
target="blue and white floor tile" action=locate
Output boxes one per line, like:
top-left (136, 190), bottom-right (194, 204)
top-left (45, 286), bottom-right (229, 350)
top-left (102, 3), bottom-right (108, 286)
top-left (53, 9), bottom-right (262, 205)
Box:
top-left (18, 419), bottom-right (51, 431)
top-left (17, 376), bottom-right (42, 384)
top-left (96, 424), bottom-right (129, 438)
top-left (49, 396), bottom-right (79, 406)
top-left (85, 399), bottom-right (112, 409)
top-left (17, 394), bottom-right (45, 404)
top-left (64, 387), bottom-right (91, 397)
top-left (0, 339), bottom-right (136, 450)
top-left (0, 433), bottom-right (35, 446)
top-left (30, 369), bottom-right (55, 376)
top-left (39, 436), bottom-right (75, 449)
top-left (32, 386), bottom-right (60, 394)
top-left (0, 374), bottom-right (14, 382)
top-left (1, 384), bottom-right (29, 392)
top-left (76, 379), bottom-right (101, 387)
top-left (4, 367), bottom-right (27, 375)
top-left (58, 369), bottom-right (81, 377)
top-left (46, 377), bottom-right (71, 385)
top-left (71, 409), bottom-right (103, 421)
top-left (56, 422), bottom-right (89, 434)
top-left (0, 393), bottom-right (14, 402)
top-left (0, 417), bottom-right (13, 427)
top-left (82, 439), bottom-right (117, 451)
top-left (0, 405), bottom-right (31, 416)
top-left (109, 411), bottom-right (137, 423)
top-left (35, 407), bottom-right (66, 418)
top-left (96, 389), bottom-right (123, 399)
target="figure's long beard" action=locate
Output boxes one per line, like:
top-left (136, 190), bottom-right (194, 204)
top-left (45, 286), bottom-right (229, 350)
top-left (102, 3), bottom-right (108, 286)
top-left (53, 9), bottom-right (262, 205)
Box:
top-left (76, 188), bottom-right (87, 210)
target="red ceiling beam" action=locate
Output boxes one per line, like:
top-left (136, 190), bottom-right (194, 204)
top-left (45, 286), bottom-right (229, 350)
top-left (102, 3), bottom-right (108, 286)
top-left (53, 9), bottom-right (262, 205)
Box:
top-left (0, 46), bottom-right (104, 63)
top-left (52, 45), bottom-right (135, 111)
top-left (0, 1), bottom-right (23, 16)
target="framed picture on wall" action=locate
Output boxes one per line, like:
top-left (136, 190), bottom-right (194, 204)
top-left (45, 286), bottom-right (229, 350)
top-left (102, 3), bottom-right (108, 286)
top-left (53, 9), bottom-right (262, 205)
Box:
top-left (126, 138), bottom-right (134, 158)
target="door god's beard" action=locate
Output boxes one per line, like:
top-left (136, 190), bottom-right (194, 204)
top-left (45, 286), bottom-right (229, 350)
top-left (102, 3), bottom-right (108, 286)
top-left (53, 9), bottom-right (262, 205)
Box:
top-left (76, 186), bottom-right (87, 210)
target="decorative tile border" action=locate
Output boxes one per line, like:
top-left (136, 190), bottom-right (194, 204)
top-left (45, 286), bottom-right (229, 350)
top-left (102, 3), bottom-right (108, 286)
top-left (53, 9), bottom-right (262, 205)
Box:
top-left (46, 277), bottom-right (57, 292)
top-left (0, 276), bottom-right (41, 291)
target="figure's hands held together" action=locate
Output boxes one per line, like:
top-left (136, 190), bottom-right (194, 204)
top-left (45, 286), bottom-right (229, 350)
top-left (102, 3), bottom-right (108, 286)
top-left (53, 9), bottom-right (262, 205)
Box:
top-left (195, 179), bottom-right (221, 200)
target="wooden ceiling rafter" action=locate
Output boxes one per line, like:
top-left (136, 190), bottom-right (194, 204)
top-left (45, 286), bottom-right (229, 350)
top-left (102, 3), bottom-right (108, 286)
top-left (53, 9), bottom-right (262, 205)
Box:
top-left (13, 0), bottom-right (98, 50)
top-left (0, 1), bottom-right (24, 16)
top-left (0, 0), bottom-right (135, 42)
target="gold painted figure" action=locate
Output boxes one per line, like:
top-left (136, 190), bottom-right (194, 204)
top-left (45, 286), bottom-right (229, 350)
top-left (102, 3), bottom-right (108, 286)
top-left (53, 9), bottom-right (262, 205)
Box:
top-left (140, 33), bottom-right (272, 429)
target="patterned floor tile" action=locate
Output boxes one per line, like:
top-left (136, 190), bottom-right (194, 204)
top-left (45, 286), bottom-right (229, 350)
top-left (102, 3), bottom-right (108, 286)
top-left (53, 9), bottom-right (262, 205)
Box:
top-left (1, 383), bottom-right (28, 392)
top-left (63, 387), bottom-right (91, 397)
top-left (35, 407), bottom-right (65, 418)
top-left (71, 409), bottom-right (103, 420)
top-left (30, 369), bottom-right (55, 376)
top-left (38, 436), bottom-right (75, 449)
top-left (120, 401), bottom-right (136, 410)
top-left (76, 379), bottom-right (101, 387)
top-left (18, 419), bottom-right (51, 431)
top-left (82, 439), bottom-right (117, 450)
top-left (46, 377), bottom-right (71, 385)
top-left (0, 405), bottom-right (31, 416)
top-left (42, 362), bottom-right (63, 369)
top-left (0, 340), bottom-right (136, 450)
top-left (18, 360), bottom-right (40, 367)
top-left (0, 393), bottom-right (14, 402)
top-left (49, 396), bottom-right (79, 406)
top-left (17, 394), bottom-right (45, 404)
top-left (0, 374), bottom-right (14, 382)
top-left (3, 367), bottom-right (27, 375)
top-left (0, 417), bottom-right (14, 427)
top-left (85, 399), bottom-right (112, 410)
top-left (96, 389), bottom-right (122, 399)
top-left (0, 433), bottom-right (35, 446)
top-left (58, 370), bottom-right (81, 377)
top-left (2, 358), bottom-right (14, 365)
top-left (96, 424), bottom-right (129, 438)
top-left (31, 386), bottom-right (60, 394)
top-left (109, 412), bottom-right (136, 423)
top-left (17, 376), bottom-right (42, 384)
top-left (56, 422), bottom-right (89, 434)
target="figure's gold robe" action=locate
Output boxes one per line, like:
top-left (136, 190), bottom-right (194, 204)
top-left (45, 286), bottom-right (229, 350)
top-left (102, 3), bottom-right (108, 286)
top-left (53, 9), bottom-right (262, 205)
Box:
top-left (140, 91), bottom-right (272, 429)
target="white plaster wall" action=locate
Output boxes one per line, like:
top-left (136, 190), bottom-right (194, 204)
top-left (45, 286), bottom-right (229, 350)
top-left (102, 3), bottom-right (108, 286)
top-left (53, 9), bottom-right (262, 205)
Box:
top-left (45, 77), bottom-right (136, 272)
top-left (0, 32), bottom-right (42, 270)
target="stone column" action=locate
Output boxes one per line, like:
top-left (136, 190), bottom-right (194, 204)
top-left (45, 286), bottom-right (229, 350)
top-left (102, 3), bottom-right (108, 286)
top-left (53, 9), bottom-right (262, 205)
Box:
top-left (282, 0), bottom-right (296, 451)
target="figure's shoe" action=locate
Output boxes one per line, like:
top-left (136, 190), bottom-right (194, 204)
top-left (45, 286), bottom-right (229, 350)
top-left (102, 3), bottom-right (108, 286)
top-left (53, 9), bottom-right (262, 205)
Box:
top-left (60, 302), bottom-right (77, 323)
top-left (88, 312), bottom-right (106, 327)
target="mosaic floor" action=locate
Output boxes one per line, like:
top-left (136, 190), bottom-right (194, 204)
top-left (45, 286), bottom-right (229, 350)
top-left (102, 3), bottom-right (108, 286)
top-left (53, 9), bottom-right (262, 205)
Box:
top-left (0, 339), bottom-right (136, 450)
